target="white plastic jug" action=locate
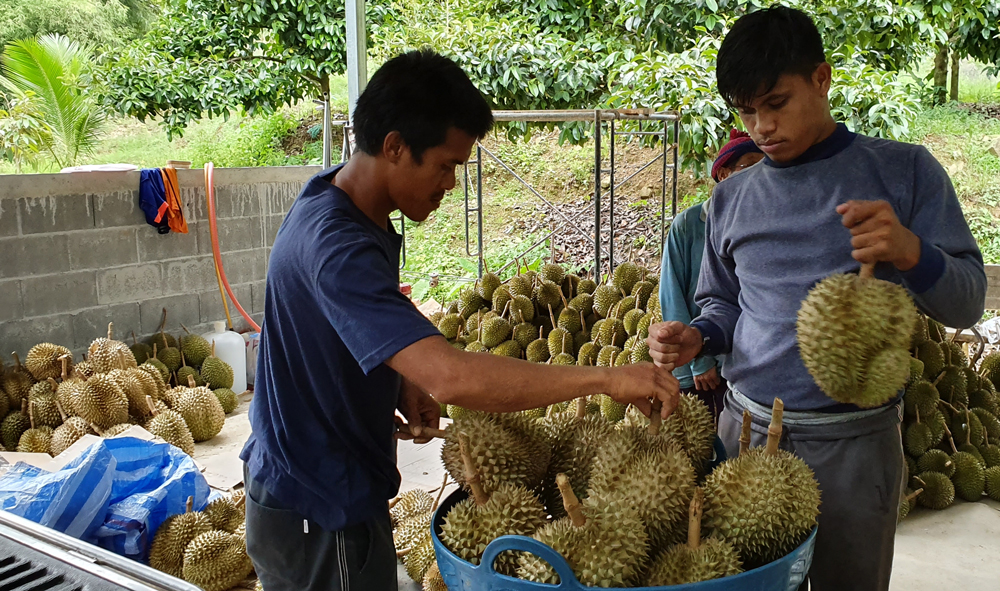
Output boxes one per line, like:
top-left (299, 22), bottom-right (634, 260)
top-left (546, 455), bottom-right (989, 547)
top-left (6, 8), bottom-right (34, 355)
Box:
top-left (202, 321), bottom-right (248, 394)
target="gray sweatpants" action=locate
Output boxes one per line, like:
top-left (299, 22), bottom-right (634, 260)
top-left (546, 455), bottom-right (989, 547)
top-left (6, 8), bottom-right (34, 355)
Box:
top-left (243, 464), bottom-right (398, 591)
top-left (717, 391), bottom-right (904, 591)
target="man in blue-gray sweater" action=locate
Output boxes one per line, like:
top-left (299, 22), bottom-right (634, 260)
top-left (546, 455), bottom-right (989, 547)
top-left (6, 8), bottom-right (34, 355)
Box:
top-left (647, 7), bottom-right (986, 591)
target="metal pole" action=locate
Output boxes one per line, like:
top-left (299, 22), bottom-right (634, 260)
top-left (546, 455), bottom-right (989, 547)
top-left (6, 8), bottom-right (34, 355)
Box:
top-left (477, 146), bottom-right (484, 278)
top-left (345, 0), bottom-right (368, 122)
top-left (672, 119), bottom-right (679, 220)
top-left (609, 119), bottom-right (615, 271)
top-left (594, 110), bottom-right (602, 281)
top-left (322, 86), bottom-right (332, 168)
top-left (660, 120), bottom-right (668, 258)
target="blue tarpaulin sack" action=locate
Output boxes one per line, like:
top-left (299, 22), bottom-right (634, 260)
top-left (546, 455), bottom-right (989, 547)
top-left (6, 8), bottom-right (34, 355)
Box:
top-left (0, 436), bottom-right (210, 562)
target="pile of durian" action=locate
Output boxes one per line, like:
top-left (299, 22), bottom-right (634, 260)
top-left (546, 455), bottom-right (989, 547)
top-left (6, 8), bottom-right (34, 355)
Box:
top-left (149, 492), bottom-right (254, 591)
top-left (0, 316), bottom-right (239, 458)
top-left (431, 260), bottom-right (662, 422)
top-left (899, 315), bottom-right (1000, 519)
top-left (394, 396), bottom-right (821, 589)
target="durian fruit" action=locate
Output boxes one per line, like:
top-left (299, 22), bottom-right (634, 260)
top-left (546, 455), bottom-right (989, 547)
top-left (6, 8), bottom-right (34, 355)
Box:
top-left (25, 343), bottom-right (71, 381)
top-left (612, 262), bottom-right (642, 295)
top-left (980, 443), bottom-right (1000, 469)
top-left (631, 280), bottom-right (654, 310)
top-left (179, 325), bottom-right (213, 367)
top-left (944, 341), bottom-right (968, 367)
top-left (201, 343), bottom-right (235, 390)
top-left (102, 423), bottom-right (136, 438)
top-left (204, 495), bottom-right (244, 533)
top-left (972, 408), bottom-right (1000, 443)
top-left (586, 416), bottom-right (696, 550)
top-left (952, 407), bottom-right (985, 448)
top-left (984, 466), bottom-right (1000, 502)
top-left (592, 284), bottom-right (621, 319)
top-left (905, 409), bottom-right (933, 457)
top-left (599, 318), bottom-right (627, 348)
top-left (176, 382), bottom-right (227, 442)
top-left (2, 352), bottom-right (36, 407)
top-left (182, 530), bottom-right (253, 591)
top-left (0, 378), bottom-right (8, 422)
top-left (465, 341), bottom-right (487, 353)
top-left (917, 341), bottom-right (945, 382)
top-left (917, 449), bottom-right (955, 477)
top-left (568, 293), bottom-right (593, 316)
top-left (577, 277), bottom-right (597, 295)
top-left (422, 562), bottom-right (447, 591)
top-left (599, 393), bottom-right (627, 423)
top-left (74, 372), bottom-right (129, 430)
top-left (644, 488), bottom-right (742, 586)
top-left (73, 359), bottom-right (96, 379)
top-left (150, 497), bottom-right (213, 578)
top-left (439, 433), bottom-right (547, 575)
top-left (148, 308), bottom-right (179, 350)
top-left (540, 262), bottom-right (566, 286)
top-left (50, 405), bottom-right (92, 456)
top-left (440, 412), bottom-right (551, 493)
top-left (926, 409), bottom-right (947, 448)
top-left (913, 471), bottom-right (955, 510)
top-left (55, 356), bottom-right (84, 417)
top-left (143, 348), bottom-right (172, 385)
top-left (576, 342), bottom-right (598, 366)
top-left (477, 269), bottom-right (502, 302)
top-left (156, 335), bottom-right (183, 374)
top-left (623, 308), bottom-right (645, 337)
top-left (213, 388), bottom-right (239, 414)
top-left (621, 394), bottom-right (715, 473)
top-left (403, 535), bottom-right (437, 583)
top-left (936, 366), bottom-right (968, 406)
top-left (1, 400), bottom-right (31, 450)
top-left (898, 488), bottom-right (922, 522)
top-left (107, 369), bottom-right (153, 420)
top-left (129, 331), bottom-right (152, 364)
top-left (703, 400), bottom-right (821, 568)
top-left (534, 280), bottom-right (562, 311)
top-left (927, 317), bottom-right (946, 342)
top-left (89, 323), bottom-right (138, 373)
top-left (517, 473), bottom-right (649, 587)
top-left (480, 316), bottom-right (512, 349)
top-left (393, 510), bottom-right (434, 555)
top-left (390, 489), bottom-right (434, 527)
top-left (951, 451), bottom-right (985, 502)
top-left (458, 288), bottom-right (484, 319)
top-left (903, 380), bottom-right (939, 420)
top-left (145, 396), bottom-right (196, 456)
top-left (512, 322), bottom-right (537, 350)
top-left (525, 327), bottom-right (551, 364)
top-left (908, 358), bottom-right (925, 385)
top-left (491, 286), bottom-right (513, 313)
top-left (29, 379), bottom-right (63, 428)
top-left (509, 295), bottom-right (535, 324)
top-left (176, 353), bottom-right (204, 388)
top-left (981, 352), bottom-right (1000, 390)
top-left (537, 399), bottom-right (615, 518)
top-left (490, 340), bottom-right (522, 358)
top-left (970, 388), bottom-right (1000, 417)
top-left (17, 402), bottom-right (53, 454)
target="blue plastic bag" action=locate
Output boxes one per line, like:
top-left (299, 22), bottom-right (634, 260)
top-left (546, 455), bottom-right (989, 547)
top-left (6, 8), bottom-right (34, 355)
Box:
top-left (0, 436), bottom-right (209, 561)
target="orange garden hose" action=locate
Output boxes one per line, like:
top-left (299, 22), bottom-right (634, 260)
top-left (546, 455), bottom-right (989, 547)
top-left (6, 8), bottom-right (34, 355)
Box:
top-left (205, 162), bottom-right (262, 332)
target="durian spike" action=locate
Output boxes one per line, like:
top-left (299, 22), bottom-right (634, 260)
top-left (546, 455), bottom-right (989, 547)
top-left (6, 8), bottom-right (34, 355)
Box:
top-left (687, 488), bottom-right (704, 549)
top-left (145, 395), bottom-right (158, 417)
top-left (187, 375), bottom-right (197, 388)
top-left (906, 489), bottom-right (924, 503)
top-left (185, 496), bottom-right (193, 513)
top-left (107, 322), bottom-right (115, 340)
top-left (859, 263), bottom-right (875, 280)
top-left (556, 473), bottom-right (586, 527)
top-left (28, 400), bottom-right (36, 430)
top-left (649, 399), bottom-right (663, 436)
top-left (458, 432), bottom-right (489, 506)
top-left (432, 472), bottom-right (449, 511)
top-left (576, 397), bottom-right (587, 418)
top-left (764, 398), bottom-right (784, 456)
top-left (59, 354), bottom-right (71, 381)
top-left (55, 400), bottom-right (67, 422)
top-left (90, 423), bottom-right (105, 436)
top-left (739, 409), bottom-right (752, 455)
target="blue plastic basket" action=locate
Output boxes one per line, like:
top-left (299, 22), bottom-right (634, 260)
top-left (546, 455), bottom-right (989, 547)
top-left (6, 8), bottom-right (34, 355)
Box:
top-left (431, 436), bottom-right (818, 591)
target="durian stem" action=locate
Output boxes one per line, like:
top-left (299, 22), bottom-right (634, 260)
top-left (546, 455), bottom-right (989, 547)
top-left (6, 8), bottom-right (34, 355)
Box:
top-left (107, 322), bottom-right (114, 340)
top-left (59, 354), bottom-right (70, 381)
top-left (580, 310), bottom-right (587, 332)
top-left (187, 375), bottom-right (197, 388)
top-left (20, 399), bottom-right (27, 416)
top-left (12, 352), bottom-right (23, 369)
top-left (739, 409), bottom-right (752, 455)
top-left (185, 496), bottom-right (193, 513)
top-left (398, 423), bottom-right (447, 439)
top-left (687, 488), bottom-right (704, 550)
top-left (432, 472), bottom-right (449, 511)
top-left (859, 263), bottom-right (875, 279)
top-left (548, 304), bottom-right (557, 329)
top-left (28, 400), bottom-right (35, 430)
top-left (765, 398), bottom-right (784, 456)
top-left (951, 328), bottom-right (962, 343)
top-left (941, 420), bottom-right (959, 454)
top-left (458, 432), bottom-right (489, 506)
top-left (235, 494), bottom-right (246, 510)
top-left (396, 548), bottom-right (411, 558)
top-left (211, 341), bottom-right (216, 358)
top-left (131, 331), bottom-right (138, 346)
top-left (159, 308), bottom-right (168, 333)
top-left (556, 473), bottom-right (586, 527)
top-left (90, 423), bottom-right (105, 436)
top-left (146, 395), bottom-right (158, 417)
top-left (965, 409), bottom-right (973, 447)
top-left (181, 323), bottom-right (192, 335)
top-left (181, 351), bottom-right (187, 367)
top-left (47, 377), bottom-right (59, 391)
top-left (906, 489), bottom-right (924, 503)
top-left (575, 397), bottom-right (587, 418)
top-left (55, 400), bottom-right (67, 422)
top-left (388, 496), bottom-right (400, 509)
top-left (649, 399), bottom-right (663, 436)
top-left (153, 343), bottom-right (159, 358)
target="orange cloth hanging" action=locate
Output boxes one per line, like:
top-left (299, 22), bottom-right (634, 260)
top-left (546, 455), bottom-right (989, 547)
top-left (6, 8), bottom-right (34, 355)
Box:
top-left (159, 167), bottom-right (188, 234)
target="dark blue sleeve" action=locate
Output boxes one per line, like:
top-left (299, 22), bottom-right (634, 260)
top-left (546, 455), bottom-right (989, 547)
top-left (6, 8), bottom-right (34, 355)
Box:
top-left (692, 197), bottom-right (741, 355)
top-left (900, 147), bottom-right (986, 328)
top-left (315, 239), bottom-right (442, 374)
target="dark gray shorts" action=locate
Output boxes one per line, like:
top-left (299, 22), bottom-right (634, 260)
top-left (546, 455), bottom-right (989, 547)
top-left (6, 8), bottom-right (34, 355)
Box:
top-left (718, 391), bottom-right (904, 591)
top-left (243, 464), bottom-right (398, 591)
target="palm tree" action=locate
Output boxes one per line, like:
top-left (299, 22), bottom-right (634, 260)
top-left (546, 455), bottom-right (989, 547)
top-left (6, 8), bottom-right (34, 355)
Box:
top-left (0, 34), bottom-right (106, 168)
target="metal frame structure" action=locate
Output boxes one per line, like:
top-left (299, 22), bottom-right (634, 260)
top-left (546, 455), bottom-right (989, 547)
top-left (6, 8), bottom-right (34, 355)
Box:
top-left (462, 108), bottom-right (680, 280)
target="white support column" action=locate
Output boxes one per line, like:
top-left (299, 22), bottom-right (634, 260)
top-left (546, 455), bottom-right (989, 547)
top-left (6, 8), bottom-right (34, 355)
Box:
top-left (345, 0), bottom-right (367, 124)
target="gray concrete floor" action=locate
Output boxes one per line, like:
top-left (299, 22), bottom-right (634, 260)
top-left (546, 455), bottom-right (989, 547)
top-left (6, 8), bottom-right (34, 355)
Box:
top-left (201, 406), bottom-right (1000, 591)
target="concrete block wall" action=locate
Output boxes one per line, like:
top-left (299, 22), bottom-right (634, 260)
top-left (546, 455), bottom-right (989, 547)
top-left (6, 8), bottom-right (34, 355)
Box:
top-left (0, 166), bottom-right (321, 361)
top-left (988, 264), bottom-right (1000, 312)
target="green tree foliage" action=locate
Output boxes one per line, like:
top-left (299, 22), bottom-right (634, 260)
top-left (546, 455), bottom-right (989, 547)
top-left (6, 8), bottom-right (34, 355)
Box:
top-left (99, 0), bottom-right (392, 139)
top-left (0, 89), bottom-right (52, 171)
top-left (0, 0), bottom-right (156, 50)
top-left (1, 34), bottom-right (107, 167)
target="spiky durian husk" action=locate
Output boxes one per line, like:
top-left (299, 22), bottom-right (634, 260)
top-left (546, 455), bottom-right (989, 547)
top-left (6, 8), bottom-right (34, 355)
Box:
top-left (441, 413), bottom-right (551, 494)
top-left (951, 451), bottom-right (985, 502)
top-left (981, 352), bottom-right (1000, 390)
top-left (914, 471), bottom-right (954, 509)
top-left (702, 447), bottom-right (820, 568)
top-left (643, 538), bottom-right (743, 586)
top-left (422, 562), bottom-right (447, 591)
top-left (439, 483), bottom-right (546, 574)
top-left (390, 489), bottom-right (434, 527)
top-left (204, 496), bottom-right (244, 533)
top-left (903, 381), bottom-right (939, 420)
top-left (25, 343), bottom-right (71, 381)
top-left (586, 427), bottom-right (696, 550)
top-left (176, 386), bottom-right (226, 442)
top-left (984, 466), bottom-right (1000, 502)
top-left (621, 394), bottom-right (715, 472)
top-left (599, 394), bottom-right (627, 423)
top-left (393, 511), bottom-right (432, 553)
top-left (150, 511), bottom-right (213, 578)
top-left (1, 364), bottom-right (35, 407)
top-left (796, 272), bottom-right (917, 407)
top-left (917, 449), bottom-right (955, 477)
top-left (181, 531), bottom-right (253, 591)
top-left (1, 410), bottom-right (31, 451)
top-left (918, 341), bottom-right (945, 382)
top-left (404, 536), bottom-right (437, 583)
top-left (103, 423), bottom-right (134, 438)
top-left (50, 417), bottom-right (91, 456)
top-left (145, 409), bottom-right (196, 456)
top-left (937, 366), bottom-right (968, 405)
top-left (89, 337), bottom-right (137, 373)
top-left (17, 426), bottom-right (53, 454)
top-left (537, 412), bottom-right (615, 518)
top-left (517, 504), bottom-right (649, 587)
top-left (73, 374), bottom-right (129, 430)
top-left (180, 334), bottom-right (213, 367)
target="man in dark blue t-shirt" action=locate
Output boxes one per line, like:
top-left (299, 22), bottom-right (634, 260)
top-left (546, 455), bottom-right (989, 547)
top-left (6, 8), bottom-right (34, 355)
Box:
top-left (648, 8), bottom-right (986, 591)
top-left (240, 50), bottom-right (680, 591)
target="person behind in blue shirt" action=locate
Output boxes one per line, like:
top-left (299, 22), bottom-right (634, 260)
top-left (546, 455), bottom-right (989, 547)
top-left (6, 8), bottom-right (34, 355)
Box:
top-left (647, 7), bottom-right (986, 591)
top-left (659, 130), bottom-right (762, 423)
top-left (240, 50), bottom-right (680, 591)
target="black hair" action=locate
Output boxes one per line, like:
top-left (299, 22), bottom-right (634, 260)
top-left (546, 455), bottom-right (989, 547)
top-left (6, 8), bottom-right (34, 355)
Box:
top-left (353, 50), bottom-right (494, 162)
top-left (716, 6), bottom-right (826, 109)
